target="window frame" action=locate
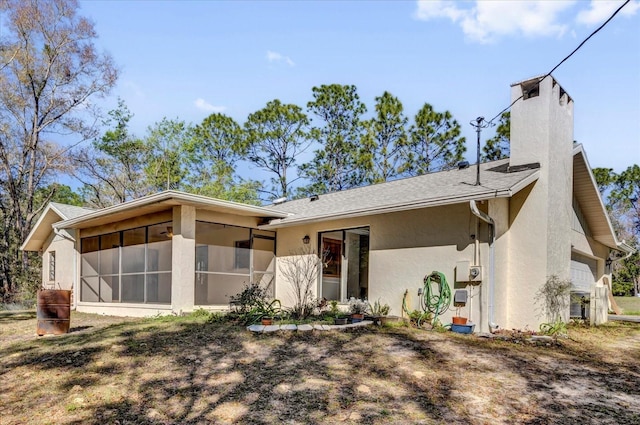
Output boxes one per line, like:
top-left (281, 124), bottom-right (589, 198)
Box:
top-left (48, 251), bottom-right (55, 282)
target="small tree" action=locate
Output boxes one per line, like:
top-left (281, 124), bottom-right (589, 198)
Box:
top-left (278, 245), bottom-right (323, 319)
top-left (536, 275), bottom-right (572, 324)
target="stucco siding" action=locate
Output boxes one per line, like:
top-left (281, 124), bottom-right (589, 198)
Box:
top-left (274, 204), bottom-right (490, 329)
top-left (488, 197), bottom-right (510, 330)
top-left (41, 229), bottom-right (76, 292)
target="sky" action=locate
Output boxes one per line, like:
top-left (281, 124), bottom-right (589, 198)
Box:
top-left (78, 0), bottom-right (640, 174)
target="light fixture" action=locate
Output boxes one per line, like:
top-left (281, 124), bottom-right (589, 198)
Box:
top-left (605, 258), bottom-right (612, 268)
top-left (302, 235), bottom-right (310, 245)
top-left (161, 226), bottom-right (173, 238)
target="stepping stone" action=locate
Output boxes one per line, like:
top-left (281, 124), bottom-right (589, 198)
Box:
top-left (297, 324), bottom-right (313, 332)
top-left (313, 324), bottom-right (330, 331)
top-left (281, 324), bottom-right (297, 331)
top-left (247, 325), bottom-right (265, 332)
top-left (263, 325), bottom-right (281, 332)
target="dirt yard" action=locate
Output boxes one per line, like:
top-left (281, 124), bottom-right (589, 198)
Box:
top-left (1, 311), bottom-right (639, 425)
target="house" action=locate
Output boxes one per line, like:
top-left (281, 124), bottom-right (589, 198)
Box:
top-left (21, 76), bottom-right (633, 332)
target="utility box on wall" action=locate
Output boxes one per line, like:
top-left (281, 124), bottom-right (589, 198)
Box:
top-left (455, 261), bottom-right (470, 283)
top-left (455, 261), bottom-right (483, 283)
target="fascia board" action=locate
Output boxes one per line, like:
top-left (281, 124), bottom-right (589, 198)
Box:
top-left (20, 204), bottom-right (67, 251)
top-left (55, 190), bottom-right (289, 229)
top-left (260, 188), bottom-right (515, 229)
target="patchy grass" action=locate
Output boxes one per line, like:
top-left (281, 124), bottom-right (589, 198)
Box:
top-left (0, 312), bottom-right (639, 424)
top-left (614, 296), bottom-right (640, 315)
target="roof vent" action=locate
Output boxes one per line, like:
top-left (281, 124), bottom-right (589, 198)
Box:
top-left (458, 161), bottom-right (470, 170)
top-left (310, 194), bottom-right (319, 202)
top-left (273, 197), bottom-right (287, 205)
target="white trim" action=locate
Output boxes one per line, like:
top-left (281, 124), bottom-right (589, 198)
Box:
top-left (261, 178), bottom-right (539, 229)
top-left (77, 301), bottom-right (172, 309)
top-left (56, 190), bottom-right (289, 229)
top-left (20, 204), bottom-right (66, 251)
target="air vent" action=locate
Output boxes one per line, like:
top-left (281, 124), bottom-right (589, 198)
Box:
top-left (310, 194), bottom-right (319, 202)
top-left (458, 161), bottom-right (470, 170)
top-left (273, 197), bottom-right (287, 205)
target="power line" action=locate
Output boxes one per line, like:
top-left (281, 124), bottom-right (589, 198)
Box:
top-left (487, 0), bottom-right (632, 125)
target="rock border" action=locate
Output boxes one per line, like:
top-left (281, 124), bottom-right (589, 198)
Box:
top-left (247, 320), bottom-right (374, 333)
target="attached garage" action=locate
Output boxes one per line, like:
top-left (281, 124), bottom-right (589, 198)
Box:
top-left (570, 253), bottom-right (597, 318)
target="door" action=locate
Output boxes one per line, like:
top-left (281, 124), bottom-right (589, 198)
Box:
top-left (319, 227), bottom-right (370, 301)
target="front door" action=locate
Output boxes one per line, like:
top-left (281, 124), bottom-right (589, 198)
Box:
top-left (319, 227), bottom-right (370, 301)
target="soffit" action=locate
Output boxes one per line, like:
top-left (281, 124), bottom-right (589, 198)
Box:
top-left (572, 146), bottom-right (617, 248)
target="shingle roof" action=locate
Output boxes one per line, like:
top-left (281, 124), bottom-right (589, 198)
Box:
top-left (265, 159), bottom-right (540, 227)
top-left (50, 202), bottom-right (95, 220)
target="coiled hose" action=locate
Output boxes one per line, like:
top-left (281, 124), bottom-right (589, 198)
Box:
top-left (403, 271), bottom-right (452, 327)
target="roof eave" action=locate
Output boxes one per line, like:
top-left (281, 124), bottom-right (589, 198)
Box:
top-left (55, 190), bottom-right (289, 230)
top-left (261, 188), bottom-right (522, 230)
top-left (20, 204), bottom-right (67, 252)
top-left (263, 170), bottom-right (540, 229)
top-left (572, 144), bottom-right (623, 250)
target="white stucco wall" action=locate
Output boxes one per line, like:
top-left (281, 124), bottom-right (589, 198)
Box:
top-left (41, 229), bottom-right (76, 292)
top-left (274, 203), bottom-right (492, 330)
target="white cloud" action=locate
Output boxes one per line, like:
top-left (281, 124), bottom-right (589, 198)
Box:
top-left (266, 50), bottom-right (295, 66)
top-left (194, 98), bottom-right (226, 113)
top-left (415, 0), bottom-right (576, 43)
top-left (576, 0), bottom-right (640, 26)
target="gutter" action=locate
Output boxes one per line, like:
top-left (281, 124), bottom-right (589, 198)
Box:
top-left (262, 188), bottom-right (516, 230)
top-left (469, 200), bottom-right (498, 332)
top-left (612, 241), bottom-right (635, 263)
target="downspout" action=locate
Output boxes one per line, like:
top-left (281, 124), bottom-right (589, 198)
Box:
top-left (53, 227), bottom-right (77, 310)
top-left (469, 201), bottom-right (498, 332)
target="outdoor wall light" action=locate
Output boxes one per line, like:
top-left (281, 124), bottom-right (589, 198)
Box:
top-left (605, 258), bottom-right (612, 268)
top-left (302, 235), bottom-right (310, 245)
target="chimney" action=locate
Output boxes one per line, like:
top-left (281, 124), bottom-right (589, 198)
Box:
top-left (506, 75), bottom-right (574, 324)
top-left (509, 75), bottom-right (574, 169)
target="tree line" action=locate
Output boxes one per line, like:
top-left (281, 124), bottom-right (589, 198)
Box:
top-left (76, 86), bottom-right (469, 208)
top-left (0, 0), bottom-right (636, 304)
top-left (0, 0), bottom-right (469, 303)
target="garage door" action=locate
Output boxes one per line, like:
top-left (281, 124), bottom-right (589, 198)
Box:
top-left (570, 254), bottom-right (597, 318)
top-left (570, 255), bottom-right (597, 292)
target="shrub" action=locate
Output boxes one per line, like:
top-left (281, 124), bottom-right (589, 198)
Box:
top-left (349, 298), bottom-right (369, 315)
top-left (229, 282), bottom-right (282, 325)
top-left (369, 298), bottom-right (390, 316)
top-left (229, 282), bottom-right (271, 314)
top-left (535, 275), bottom-right (572, 323)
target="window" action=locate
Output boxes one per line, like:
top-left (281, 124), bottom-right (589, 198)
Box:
top-left (80, 222), bottom-right (172, 304)
top-left (322, 239), bottom-right (341, 277)
top-left (195, 222), bottom-right (275, 305)
top-left (48, 251), bottom-right (55, 281)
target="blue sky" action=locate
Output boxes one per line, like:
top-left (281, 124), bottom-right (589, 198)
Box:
top-left (79, 0), bottom-right (640, 173)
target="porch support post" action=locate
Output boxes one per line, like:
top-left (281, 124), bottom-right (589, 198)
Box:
top-left (171, 205), bottom-right (196, 314)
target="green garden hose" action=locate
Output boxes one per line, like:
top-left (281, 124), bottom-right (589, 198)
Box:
top-left (423, 271), bottom-right (452, 320)
top-left (403, 271), bottom-right (452, 327)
